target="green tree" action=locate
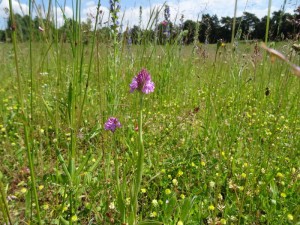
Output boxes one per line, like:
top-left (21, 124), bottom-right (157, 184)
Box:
top-left (253, 16), bottom-right (267, 40)
top-left (130, 25), bottom-right (141, 44)
top-left (290, 6), bottom-right (300, 37)
top-left (58, 18), bottom-right (80, 43)
top-left (199, 14), bottom-right (220, 43)
top-left (270, 10), bottom-right (293, 40)
top-left (81, 18), bottom-right (92, 44)
top-left (220, 16), bottom-right (233, 42)
top-left (239, 12), bottom-right (260, 40)
top-left (0, 30), bottom-right (5, 41)
top-left (96, 27), bottom-right (111, 43)
top-left (142, 29), bottom-right (155, 44)
top-left (183, 20), bottom-right (196, 44)
top-left (6, 13), bottom-right (29, 42)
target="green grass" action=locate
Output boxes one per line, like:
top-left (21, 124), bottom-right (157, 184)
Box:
top-left (0, 36), bottom-right (299, 225)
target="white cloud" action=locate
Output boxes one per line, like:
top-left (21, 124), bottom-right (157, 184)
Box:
top-left (0, 0), bottom-right (29, 18)
top-left (0, 0), bottom-right (297, 29)
top-left (119, 0), bottom-right (297, 28)
top-left (0, 0), bottom-right (29, 29)
top-left (119, 0), bottom-right (261, 29)
top-left (0, 0), bottom-right (73, 28)
top-left (122, 5), bottom-right (157, 28)
top-left (54, 5), bottom-right (73, 27)
top-left (81, 1), bottom-right (110, 26)
top-left (85, 1), bottom-right (96, 8)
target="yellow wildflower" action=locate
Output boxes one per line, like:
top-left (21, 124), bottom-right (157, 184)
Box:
top-left (172, 179), bottom-right (178, 186)
top-left (38, 185), bottom-right (44, 190)
top-left (177, 170), bottom-right (183, 177)
top-left (20, 188), bottom-right (27, 194)
top-left (125, 198), bottom-right (131, 205)
top-left (280, 192), bottom-right (287, 198)
top-left (150, 211), bottom-right (157, 217)
top-left (220, 218), bottom-right (227, 224)
top-left (71, 215), bottom-right (78, 222)
top-left (287, 214), bottom-right (293, 221)
top-left (208, 205), bottom-right (215, 211)
top-left (276, 172), bottom-right (284, 178)
top-left (152, 199), bottom-right (158, 207)
top-left (165, 189), bottom-right (171, 195)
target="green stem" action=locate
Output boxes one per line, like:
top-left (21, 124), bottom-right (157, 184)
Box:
top-left (69, 1), bottom-right (82, 223)
top-left (29, 0), bottom-right (33, 123)
top-left (0, 178), bottom-right (13, 224)
top-left (24, 126), bottom-right (42, 223)
top-left (112, 16), bottom-right (118, 115)
top-left (113, 135), bottom-right (126, 223)
top-left (265, 0), bottom-right (272, 43)
top-left (8, 0), bottom-right (41, 223)
top-left (132, 95), bottom-right (144, 224)
top-left (113, 135), bottom-right (120, 187)
top-left (78, 0), bottom-right (102, 125)
top-left (8, 0), bottom-right (21, 101)
top-left (231, 0), bottom-right (238, 46)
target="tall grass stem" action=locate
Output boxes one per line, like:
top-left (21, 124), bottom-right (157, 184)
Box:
top-left (8, 0), bottom-right (41, 223)
top-left (131, 95), bottom-right (145, 224)
top-left (231, 0), bottom-right (238, 45)
top-left (265, 0), bottom-right (272, 43)
top-left (0, 177), bottom-right (12, 224)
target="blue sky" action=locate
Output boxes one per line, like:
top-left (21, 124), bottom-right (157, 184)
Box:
top-left (0, 0), bottom-right (298, 29)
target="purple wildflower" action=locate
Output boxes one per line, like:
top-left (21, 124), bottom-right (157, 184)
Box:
top-left (164, 5), bottom-right (170, 22)
top-left (105, 117), bottom-right (121, 133)
top-left (109, 0), bottom-right (114, 12)
top-left (130, 69), bottom-right (155, 94)
top-left (110, 0), bottom-right (120, 12)
top-left (161, 20), bottom-right (168, 26)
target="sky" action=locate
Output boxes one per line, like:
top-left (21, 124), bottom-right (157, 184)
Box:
top-left (0, 0), bottom-right (298, 29)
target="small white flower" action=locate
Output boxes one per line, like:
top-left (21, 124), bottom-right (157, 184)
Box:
top-left (109, 202), bottom-right (115, 210)
top-left (150, 211), bottom-right (157, 217)
top-left (152, 199), bottom-right (158, 207)
top-left (172, 179), bottom-right (178, 186)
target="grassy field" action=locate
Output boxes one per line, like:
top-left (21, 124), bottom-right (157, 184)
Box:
top-left (0, 35), bottom-right (300, 225)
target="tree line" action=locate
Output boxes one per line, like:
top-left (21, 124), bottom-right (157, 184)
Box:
top-left (1, 6), bottom-right (300, 44)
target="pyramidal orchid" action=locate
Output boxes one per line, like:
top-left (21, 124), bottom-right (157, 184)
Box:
top-left (129, 68), bottom-right (155, 224)
top-left (104, 117), bottom-right (121, 133)
top-left (130, 68), bottom-right (155, 94)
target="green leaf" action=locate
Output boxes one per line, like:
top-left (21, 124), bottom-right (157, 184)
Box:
top-left (180, 196), bottom-right (197, 221)
top-left (67, 82), bottom-right (73, 121)
top-left (138, 220), bottom-right (163, 225)
top-left (60, 216), bottom-right (69, 225)
top-left (43, 173), bottom-right (69, 185)
top-left (25, 189), bottom-right (31, 219)
top-left (116, 189), bottom-right (126, 223)
top-left (164, 194), bottom-right (177, 220)
top-left (76, 153), bottom-right (92, 175)
top-left (270, 180), bottom-right (278, 199)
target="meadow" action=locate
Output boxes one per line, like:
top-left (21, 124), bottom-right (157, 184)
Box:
top-left (0, 4), bottom-right (300, 224)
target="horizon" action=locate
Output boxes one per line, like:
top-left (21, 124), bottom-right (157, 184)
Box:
top-left (0, 0), bottom-right (298, 29)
